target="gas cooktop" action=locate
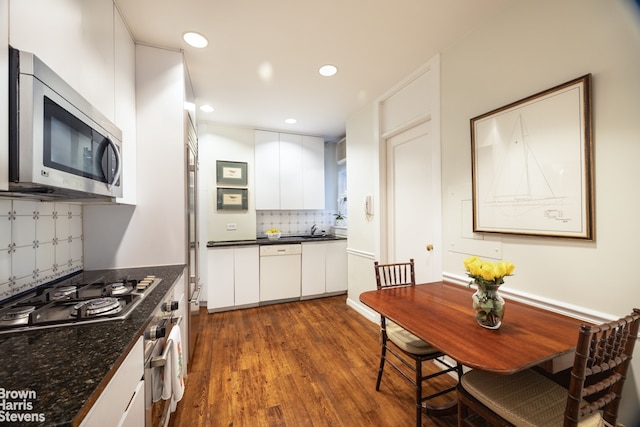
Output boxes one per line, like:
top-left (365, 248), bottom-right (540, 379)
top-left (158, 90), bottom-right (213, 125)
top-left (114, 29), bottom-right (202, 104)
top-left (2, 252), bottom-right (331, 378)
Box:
top-left (0, 273), bottom-right (161, 334)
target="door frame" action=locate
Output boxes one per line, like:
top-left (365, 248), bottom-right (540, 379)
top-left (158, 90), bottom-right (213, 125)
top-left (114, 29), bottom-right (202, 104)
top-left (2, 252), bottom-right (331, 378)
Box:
top-left (376, 55), bottom-right (442, 279)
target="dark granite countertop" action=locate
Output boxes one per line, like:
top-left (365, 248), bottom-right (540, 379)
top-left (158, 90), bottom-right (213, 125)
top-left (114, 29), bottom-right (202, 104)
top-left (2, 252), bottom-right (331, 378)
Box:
top-left (207, 235), bottom-right (346, 247)
top-left (0, 264), bottom-right (185, 427)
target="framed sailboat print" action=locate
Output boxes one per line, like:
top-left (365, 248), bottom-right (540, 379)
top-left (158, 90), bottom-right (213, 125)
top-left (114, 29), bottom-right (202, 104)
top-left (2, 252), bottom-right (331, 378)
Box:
top-left (471, 74), bottom-right (594, 239)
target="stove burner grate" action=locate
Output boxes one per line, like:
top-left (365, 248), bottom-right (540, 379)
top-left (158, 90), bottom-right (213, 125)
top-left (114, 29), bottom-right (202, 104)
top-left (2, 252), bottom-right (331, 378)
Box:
top-left (108, 282), bottom-right (129, 295)
top-left (51, 286), bottom-right (78, 300)
top-left (1, 306), bottom-right (36, 324)
top-left (71, 297), bottom-right (123, 318)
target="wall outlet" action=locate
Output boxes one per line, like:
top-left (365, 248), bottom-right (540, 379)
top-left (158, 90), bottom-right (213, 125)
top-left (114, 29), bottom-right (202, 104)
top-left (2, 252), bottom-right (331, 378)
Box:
top-left (226, 223), bottom-right (237, 231)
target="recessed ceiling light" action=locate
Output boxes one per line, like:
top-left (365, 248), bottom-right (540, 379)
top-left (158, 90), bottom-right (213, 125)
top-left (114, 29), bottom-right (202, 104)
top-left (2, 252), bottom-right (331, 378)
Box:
top-left (183, 31), bottom-right (208, 48)
top-left (319, 64), bottom-right (338, 77)
top-left (285, 118), bottom-right (297, 124)
top-left (200, 104), bottom-right (215, 113)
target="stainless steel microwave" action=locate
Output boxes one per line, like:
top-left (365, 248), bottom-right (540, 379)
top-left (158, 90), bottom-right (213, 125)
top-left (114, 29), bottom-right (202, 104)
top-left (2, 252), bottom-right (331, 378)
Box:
top-left (7, 46), bottom-right (123, 199)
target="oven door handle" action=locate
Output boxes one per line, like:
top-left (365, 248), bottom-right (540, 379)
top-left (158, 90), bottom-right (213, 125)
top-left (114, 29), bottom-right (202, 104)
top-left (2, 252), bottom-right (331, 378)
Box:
top-left (189, 286), bottom-right (201, 304)
top-left (149, 316), bottom-right (182, 368)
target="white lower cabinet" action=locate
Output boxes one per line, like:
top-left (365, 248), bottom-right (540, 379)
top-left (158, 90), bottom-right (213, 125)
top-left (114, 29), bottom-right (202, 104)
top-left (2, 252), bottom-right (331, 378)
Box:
top-left (234, 246), bottom-right (260, 306)
top-left (301, 242), bottom-right (326, 297)
top-left (325, 240), bottom-right (348, 293)
top-left (207, 246), bottom-right (259, 312)
top-left (301, 240), bottom-right (347, 298)
top-left (80, 336), bottom-right (144, 427)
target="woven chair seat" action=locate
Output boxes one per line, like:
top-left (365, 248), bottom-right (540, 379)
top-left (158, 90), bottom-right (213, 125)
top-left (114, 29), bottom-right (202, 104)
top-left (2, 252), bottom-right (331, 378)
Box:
top-left (461, 369), bottom-right (606, 427)
top-left (386, 321), bottom-right (440, 355)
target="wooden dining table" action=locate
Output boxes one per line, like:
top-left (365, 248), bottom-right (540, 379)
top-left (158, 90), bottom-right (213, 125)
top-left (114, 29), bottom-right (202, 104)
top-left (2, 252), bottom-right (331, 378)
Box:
top-left (359, 281), bottom-right (588, 417)
top-left (359, 281), bottom-right (587, 375)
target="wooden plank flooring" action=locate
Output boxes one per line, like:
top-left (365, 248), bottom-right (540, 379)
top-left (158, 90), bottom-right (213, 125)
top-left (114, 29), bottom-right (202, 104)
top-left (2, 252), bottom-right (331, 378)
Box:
top-left (168, 295), bottom-right (458, 427)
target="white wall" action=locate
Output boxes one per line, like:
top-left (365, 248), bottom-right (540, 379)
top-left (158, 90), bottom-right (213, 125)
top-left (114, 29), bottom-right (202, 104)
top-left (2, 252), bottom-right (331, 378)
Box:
top-left (346, 0), bottom-right (640, 423)
top-left (439, 2), bottom-right (640, 422)
top-left (441, 0), bottom-right (640, 316)
top-left (83, 46), bottom-right (187, 268)
top-left (199, 123), bottom-right (258, 242)
top-left (344, 102), bottom-right (379, 319)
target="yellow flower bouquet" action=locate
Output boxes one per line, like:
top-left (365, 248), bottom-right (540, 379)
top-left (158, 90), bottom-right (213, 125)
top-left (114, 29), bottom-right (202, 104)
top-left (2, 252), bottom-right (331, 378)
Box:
top-left (463, 256), bottom-right (515, 329)
top-left (463, 256), bottom-right (515, 288)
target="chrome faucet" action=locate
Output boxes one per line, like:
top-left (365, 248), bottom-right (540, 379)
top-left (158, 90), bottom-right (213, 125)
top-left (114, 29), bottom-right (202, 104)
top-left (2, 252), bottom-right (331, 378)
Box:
top-left (310, 224), bottom-right (318, 236)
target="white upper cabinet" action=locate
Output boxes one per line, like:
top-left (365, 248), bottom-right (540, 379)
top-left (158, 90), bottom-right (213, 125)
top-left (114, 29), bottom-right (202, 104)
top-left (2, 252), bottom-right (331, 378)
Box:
top-left (255, 130), bottom-right (325, 210)
top-left (255, 130), bottom-right (281, 210)
top-left (279, 133), bottom-right (303, 209)
top-left (302, 135), bottom-right (325, 209)
top-left (9, 0), bottom-right (115, 120)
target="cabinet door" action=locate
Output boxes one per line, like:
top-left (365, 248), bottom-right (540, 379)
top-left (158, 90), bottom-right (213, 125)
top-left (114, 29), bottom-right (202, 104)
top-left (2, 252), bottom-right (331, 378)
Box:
top-left (80, 337), bottom-right (143, 427)
top-left (325, 241), bottom-right (347, 293)
top-left (301, 242), bottom-right (326, 297)
top-left (255, 130), bottom-right (280, 209)
top-left (207, 249), bottom-right (234, 310)
top-left (279, 133), bottom-right (303, 209)
top-left (302, 135), bottom-right (325, 209)
top-left (234, 246), bottom-right (259, 306)
top-left (10, 0), bottom-right (115, 118)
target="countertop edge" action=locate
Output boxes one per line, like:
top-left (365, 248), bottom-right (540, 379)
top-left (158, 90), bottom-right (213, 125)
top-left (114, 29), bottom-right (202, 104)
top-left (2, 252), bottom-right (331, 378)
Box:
top-left (207, 235), bottom-right (346, 247)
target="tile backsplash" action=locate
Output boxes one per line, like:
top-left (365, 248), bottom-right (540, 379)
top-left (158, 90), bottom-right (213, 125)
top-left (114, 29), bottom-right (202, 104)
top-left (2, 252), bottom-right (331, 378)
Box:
top-left (256, 210), bottom-right (338, 236)
top-left (0, 199), bottom-right (83, 302)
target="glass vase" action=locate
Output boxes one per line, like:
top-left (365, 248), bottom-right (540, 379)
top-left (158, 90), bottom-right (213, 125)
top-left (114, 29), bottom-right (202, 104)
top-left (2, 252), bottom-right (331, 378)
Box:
top-left (472, 282), bottom-right (505, 329)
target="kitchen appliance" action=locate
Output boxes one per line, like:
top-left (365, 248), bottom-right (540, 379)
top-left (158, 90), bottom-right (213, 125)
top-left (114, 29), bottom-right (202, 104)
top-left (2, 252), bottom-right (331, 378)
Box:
top-left (259, 244), bottom-right (302, 302)
top-left (185, 116), bottom-right (201, 362)
top-left (143, 284), bottom-right (181, 427)
top-left (0, 274), bottom-right (160, 333)
top-left (6, 46), bottom-right (123, 199)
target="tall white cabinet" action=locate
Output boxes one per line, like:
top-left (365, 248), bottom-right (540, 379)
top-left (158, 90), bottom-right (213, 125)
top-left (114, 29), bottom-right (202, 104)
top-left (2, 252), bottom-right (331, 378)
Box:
top-left (254, 130), bottom-right (325, 210)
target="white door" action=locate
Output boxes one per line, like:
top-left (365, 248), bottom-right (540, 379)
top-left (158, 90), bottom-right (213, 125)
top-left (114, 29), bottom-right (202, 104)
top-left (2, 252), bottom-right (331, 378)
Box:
top-left (386, 120), bottom-right (441, 283)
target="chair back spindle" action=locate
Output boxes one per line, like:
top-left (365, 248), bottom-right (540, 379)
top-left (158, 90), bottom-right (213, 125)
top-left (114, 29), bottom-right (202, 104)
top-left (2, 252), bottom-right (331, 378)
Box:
top-left (374, 259), bottom-right (415, 289)
top-left (565, 308), bottom-right (640, 426)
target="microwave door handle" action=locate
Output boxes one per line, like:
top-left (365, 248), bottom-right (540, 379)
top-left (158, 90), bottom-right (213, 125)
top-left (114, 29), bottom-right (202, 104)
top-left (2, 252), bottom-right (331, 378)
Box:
top-left (106, 136), bottom-right (122, 191)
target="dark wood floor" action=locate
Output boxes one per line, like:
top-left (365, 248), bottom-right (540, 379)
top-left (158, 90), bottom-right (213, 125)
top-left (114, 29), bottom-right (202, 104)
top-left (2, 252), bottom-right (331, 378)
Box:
top-left (168, 295), bottom-right (458, 427)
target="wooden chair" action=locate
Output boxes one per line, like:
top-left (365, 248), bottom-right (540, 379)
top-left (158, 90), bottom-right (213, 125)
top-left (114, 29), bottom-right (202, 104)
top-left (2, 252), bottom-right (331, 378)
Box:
top-left (457, 308), bottom-right (640, 427)
top-left (374, 259), bottom-right (463, 427)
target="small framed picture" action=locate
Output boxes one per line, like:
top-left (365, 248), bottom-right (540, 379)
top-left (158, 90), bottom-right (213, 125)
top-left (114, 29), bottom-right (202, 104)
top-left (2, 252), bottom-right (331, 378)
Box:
top-left (216, 160), bottom-right (247, 186)
top-left (217, 188), bottom-right (248, 210)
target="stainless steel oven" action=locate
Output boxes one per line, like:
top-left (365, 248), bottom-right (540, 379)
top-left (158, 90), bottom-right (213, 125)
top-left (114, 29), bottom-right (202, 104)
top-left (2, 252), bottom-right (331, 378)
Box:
top-left (7, 46), bottom-right (123, 199)
top-left (143, 288), bottom-right (181, 427)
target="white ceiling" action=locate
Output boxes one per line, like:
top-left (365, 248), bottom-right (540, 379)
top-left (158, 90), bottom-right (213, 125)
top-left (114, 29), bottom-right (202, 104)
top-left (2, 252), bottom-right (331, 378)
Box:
top-left (116, 0), bottom-right (510, 141)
